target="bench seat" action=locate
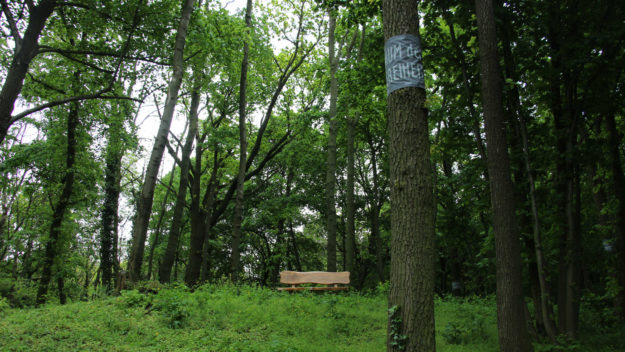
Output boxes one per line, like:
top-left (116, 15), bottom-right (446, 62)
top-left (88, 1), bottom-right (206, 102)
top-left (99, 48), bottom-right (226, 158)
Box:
top-left (277, 271), bottom-right (350, 291)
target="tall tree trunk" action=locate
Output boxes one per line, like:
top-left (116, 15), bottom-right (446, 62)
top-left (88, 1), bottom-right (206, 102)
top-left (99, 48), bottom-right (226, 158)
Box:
top-left (498, 6), bottom-right (558, 340)
top-left (474, 0), bottom-right (532, 350)
top-left (159, 83), bottom-right (200, 283)
top-left (605, 113), bottom-right (625, 319)
top-left (185, 132), bottom-right (205, 287)
top-left (345, 115), bottom-right (356, 274)
top-left (200, 151), bottom-right (221, 282)
top-left (100, 138), bottom-right (123, 292)
top-left (0, 0), bottom-right (56, 145)
top-left (325, 11), bottom-right (339, 273)
top-left (127, 0), bottom-right (195, 282)
top-left (100, 89), bottom-right (136, 291)
top-left (231, 0), bottom-right (253, 281)
top-left (555, 77), bottom-right (581, 340)
top-left (147, 159), bottom-right (177, 280)
top-left (366, 136), bottom-right (385, 283)
top-left (382, 0), bottom-right (435, 350)
top-left (36, 101), bottom-right (79, 306)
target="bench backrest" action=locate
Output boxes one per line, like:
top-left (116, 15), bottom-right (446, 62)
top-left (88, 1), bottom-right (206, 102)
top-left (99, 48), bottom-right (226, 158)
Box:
top-left (279, 271), bottom-right (350, 285)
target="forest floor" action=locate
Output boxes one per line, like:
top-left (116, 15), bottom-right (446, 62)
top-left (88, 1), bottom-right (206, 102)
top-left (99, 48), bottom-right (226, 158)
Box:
top-left (0, 284), bottom-right (623, 351)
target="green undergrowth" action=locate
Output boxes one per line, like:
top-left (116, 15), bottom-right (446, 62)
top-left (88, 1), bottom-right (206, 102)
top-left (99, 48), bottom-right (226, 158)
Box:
top-left (0, 284), bottom-right (623, 351)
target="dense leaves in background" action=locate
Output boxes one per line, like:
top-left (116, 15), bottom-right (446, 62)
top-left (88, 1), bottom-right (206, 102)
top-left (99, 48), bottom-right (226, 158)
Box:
top-left (1, 0), bottom-right (624, 349)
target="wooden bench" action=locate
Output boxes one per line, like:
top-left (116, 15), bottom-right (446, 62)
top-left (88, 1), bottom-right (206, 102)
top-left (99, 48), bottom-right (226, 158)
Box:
top-left (277, 271), bottom-right (350, 291)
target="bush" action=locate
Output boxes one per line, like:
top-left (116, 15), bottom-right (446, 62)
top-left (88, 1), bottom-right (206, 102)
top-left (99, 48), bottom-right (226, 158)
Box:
top-left (440, 300), bottom-right (489, 345)
top-left (0, 296), bottom-right (10, 313)
top-left (0, 276), bottom-right (37, 308)
top-left (152, 288), bottom-right (193, 329)
top-left (115, 289), bottom-right (152, 308)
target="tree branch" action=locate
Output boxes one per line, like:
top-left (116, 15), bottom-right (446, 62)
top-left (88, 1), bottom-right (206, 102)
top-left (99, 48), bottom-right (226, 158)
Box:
top-left (10, 90), bottom-right (140, 124)
top-left (0, 0), bottom-right (21, 45)
top-left (38, 46), bottom-right (171, 66)
top-left (27, 72), bottom-right (67, 94)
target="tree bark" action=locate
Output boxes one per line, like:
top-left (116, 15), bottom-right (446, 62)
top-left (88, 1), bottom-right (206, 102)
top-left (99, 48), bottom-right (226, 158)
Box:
top-left (382, 1), bottom-right (436, 351)
top-left (185, 132), bottom-right (206, 287)
top-left (0, 0), bottom-right (56, 145)
top-left (474, 0), bottom-right (532, 350)
top-left (345, 115), bottom-right (356, 274)
top-left (159, 83), bottom-right (199, 283)
top-left (127, 0), bottom-right (195, 282)
top-left (36, 101), bottom-right (79, 306)
top-left (230, 0), bottom-right (253, 281)
top-left (325, 11), bottom-right (339, 273)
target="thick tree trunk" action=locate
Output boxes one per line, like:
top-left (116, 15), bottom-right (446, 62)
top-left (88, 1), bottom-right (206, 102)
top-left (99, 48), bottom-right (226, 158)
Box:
top-left (127, 0), bottom-right (195, 281)
top-left (325, 12), bottom-right (339, 273)
top-left (474, 0), bottom-right (532, 350)
top-left (36, 101), bottom-right (79, 306)
top-left (159, 84), bottom-right (200, 283)
top-left (0, 0), bottom-right (56, 145)
top-left (231, 0), bottom-right (253, 281)
top-left (498, 9), bottom-right (558, 340)
top-left (382, 1), bottom-right (436, 351)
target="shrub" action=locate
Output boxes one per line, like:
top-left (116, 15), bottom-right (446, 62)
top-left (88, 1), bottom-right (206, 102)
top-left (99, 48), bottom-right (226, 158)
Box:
top-left (441, 302), bottom-right (489, 345)
top-left (153, 288), bottom-right (193, 329)
top-left (0, 296), bottom-right (10, 313)
top-left (116, 289), bottom-right (152, 308)
top-left (0, 276), bottom-right (37, 308)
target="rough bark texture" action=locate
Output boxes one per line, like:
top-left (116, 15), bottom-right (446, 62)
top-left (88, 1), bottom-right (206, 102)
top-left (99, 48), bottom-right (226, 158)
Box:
top-left (230, 0), bottom-right (253, 281)
top-left (36, 102), bottom-right (79, 305)
top-left (159, 85), bottom-right (199, 283)
top-left (382, 1), bottom-right (436, 351)
top-left (474, 0), bottom-right (532, 350)
top-left (0, 0), bottom-right (56, 145)
top-left (325, 12), bottom-right (339, 273)
top-left (127, 0), bottom-right (195, 281)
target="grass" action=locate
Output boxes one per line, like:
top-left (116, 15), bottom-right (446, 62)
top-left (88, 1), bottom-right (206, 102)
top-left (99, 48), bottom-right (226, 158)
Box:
top-left (0, 284), bottom-right (623, 351)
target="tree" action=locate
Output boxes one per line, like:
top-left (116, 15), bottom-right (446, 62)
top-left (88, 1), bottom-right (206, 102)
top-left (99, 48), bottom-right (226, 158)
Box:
top-left (325, 10), bottom-right (339, 273)
top-left (158, 80), bottom-right (200, 283)
top-left (35, 99), bottom-right (79, 306)
top-left (382, 0), bottom-right (436, 351)
top-left (0, 0), bottom-right (57, 145)
top-left (127, 0), bottom-right (196, 282)
top-left (230, 0), bottom-right (253, 281)
top-left (474, 0), bottom-right (532, 350)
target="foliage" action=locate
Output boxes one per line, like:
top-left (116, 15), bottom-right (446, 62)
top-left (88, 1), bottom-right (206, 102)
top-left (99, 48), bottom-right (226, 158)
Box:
top-left (0, 297), bottom-right (9, 313)
top-left (388, 305), bottom-right (407, 350)
top-left (0, 276), bottom-right (38, 308)
top-left (2, 286), bottom-right (625, 351)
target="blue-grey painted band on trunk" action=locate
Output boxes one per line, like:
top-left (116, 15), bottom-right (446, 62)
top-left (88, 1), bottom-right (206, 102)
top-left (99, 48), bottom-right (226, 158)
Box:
top-left (384, 34), bottom-right (425, 96)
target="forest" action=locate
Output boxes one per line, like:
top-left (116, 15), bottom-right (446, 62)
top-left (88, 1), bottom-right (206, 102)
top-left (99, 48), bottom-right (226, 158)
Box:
top-left (1, 0), bottom-right (624, 351)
